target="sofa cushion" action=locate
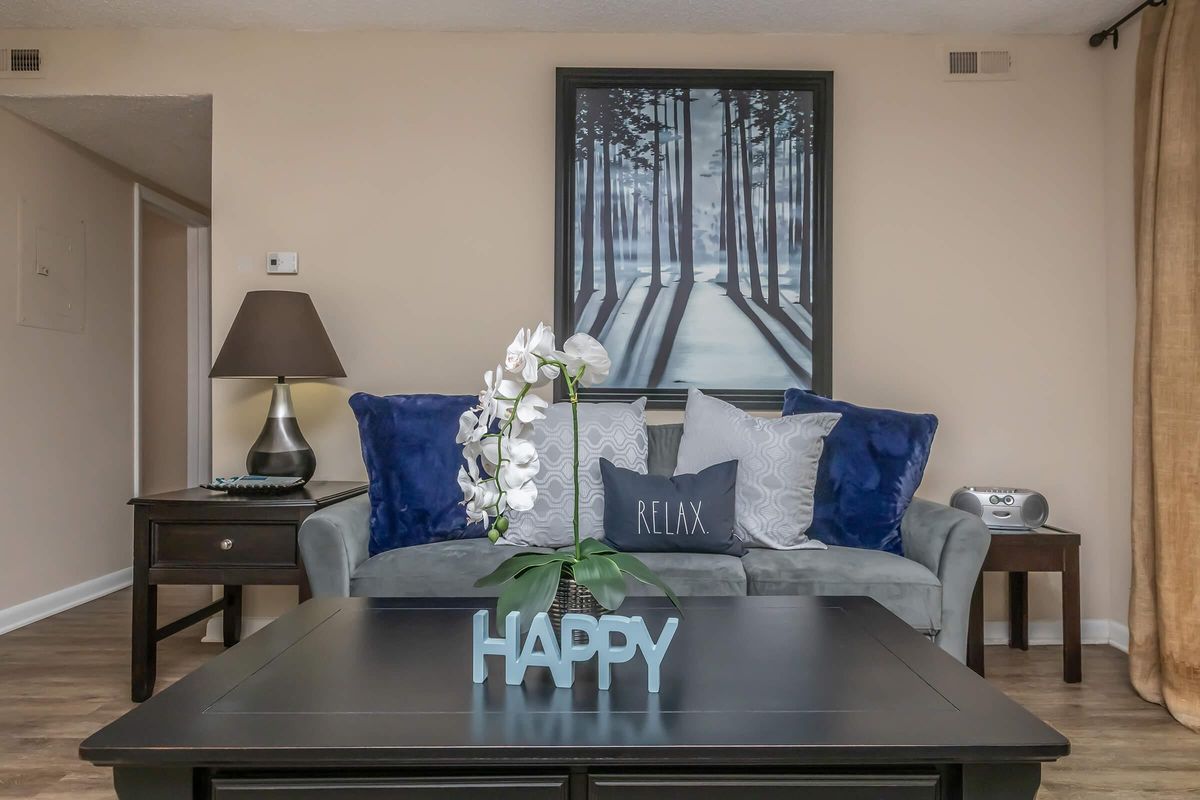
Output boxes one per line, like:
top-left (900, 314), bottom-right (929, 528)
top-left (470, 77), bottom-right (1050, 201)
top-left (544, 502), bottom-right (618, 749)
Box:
top-left (557, 546), bottom-right (747, 597)
top-left (783, 389), bottom-right (938, 556)
top-left (349, 392), bottom-right (484, 557)
top-left (741, 547), bottom-right (942, 634)
top-left (350, 539), bottom-right (552, 597)
top-left (501, 398), bottom-right (648, 548)
top-left (600, 458), bottom-right (745, 556)
top-left (647, 423), bottom-right (684, 476)
top-left (675, 388), bottom-right (840, 549)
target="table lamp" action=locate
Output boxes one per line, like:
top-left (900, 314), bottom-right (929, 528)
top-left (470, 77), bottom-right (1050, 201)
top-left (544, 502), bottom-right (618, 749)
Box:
top-left (210, 290), bottom-right (345, 483)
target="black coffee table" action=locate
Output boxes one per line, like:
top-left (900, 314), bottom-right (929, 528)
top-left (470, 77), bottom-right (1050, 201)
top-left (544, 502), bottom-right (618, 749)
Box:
top-left (82, 596), bottom-right (1068, 799)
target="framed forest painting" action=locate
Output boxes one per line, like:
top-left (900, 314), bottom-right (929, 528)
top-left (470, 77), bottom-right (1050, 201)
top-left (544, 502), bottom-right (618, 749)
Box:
top-left (554, 68), bottom-right (833, 409)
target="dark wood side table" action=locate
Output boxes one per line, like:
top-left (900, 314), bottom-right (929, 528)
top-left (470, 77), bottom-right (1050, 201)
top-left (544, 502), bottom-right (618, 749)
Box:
top-left (967, 529), bottom-right (1082, 683)
top-left (128, 481), bottom-right (367, 702)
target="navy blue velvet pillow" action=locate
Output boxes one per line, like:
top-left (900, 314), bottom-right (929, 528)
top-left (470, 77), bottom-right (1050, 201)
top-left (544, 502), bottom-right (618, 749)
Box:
top-left (600, 458), bottom-right (744, 556)
top-left (782, 389), bottom-right (938, 556)
top-left (349, 393), bottom-right (484, 556)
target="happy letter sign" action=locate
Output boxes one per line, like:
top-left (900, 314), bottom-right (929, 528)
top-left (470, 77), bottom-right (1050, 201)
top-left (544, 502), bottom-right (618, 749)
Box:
top-left (472, 611), bottom-right (679, 693)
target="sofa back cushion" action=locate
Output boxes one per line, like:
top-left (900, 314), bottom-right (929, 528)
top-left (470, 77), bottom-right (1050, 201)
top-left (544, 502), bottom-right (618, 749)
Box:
top-left (349, 392), bottom-right (484, 556)
top-left (647, 423), bottom-right (683, 476)
top-left (782, 389), bottom-right (938, 556)
top-left (499, 398), bottom-right (648, 547)
top-left (675, 388), bottom-right (841, 550)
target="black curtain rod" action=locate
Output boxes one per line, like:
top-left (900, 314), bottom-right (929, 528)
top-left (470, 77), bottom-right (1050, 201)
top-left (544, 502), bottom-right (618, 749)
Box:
top-left (1090, 0), bottom-right (1167, 48)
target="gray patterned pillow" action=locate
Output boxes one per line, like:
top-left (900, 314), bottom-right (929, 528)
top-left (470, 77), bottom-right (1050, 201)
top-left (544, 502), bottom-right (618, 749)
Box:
top-left (501, 398), bottom-right (648, 547)
top-left (674, 389), bottom-right (840, 549)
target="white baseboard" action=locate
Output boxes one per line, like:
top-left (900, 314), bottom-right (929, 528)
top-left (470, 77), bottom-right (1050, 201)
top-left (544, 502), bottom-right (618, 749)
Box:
top-left (202, 615), bottom-right (276, 643)
top-left (1108, 621), bottom-right (1130, 653)
top-left (0, 567), bottom-right (133, 636)
top-left (984, 617), bottom-right (1129, 652)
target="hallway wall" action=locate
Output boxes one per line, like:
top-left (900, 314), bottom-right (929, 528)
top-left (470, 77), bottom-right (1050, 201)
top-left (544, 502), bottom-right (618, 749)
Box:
top-left (0, 108), bottom-right (134, 613)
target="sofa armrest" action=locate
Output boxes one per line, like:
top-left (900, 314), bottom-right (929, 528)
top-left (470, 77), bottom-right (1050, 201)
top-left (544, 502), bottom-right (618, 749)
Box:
top-left (299, 494), bottom-right (372, 598)
top-left (901, 497), bottom-right (990, 663)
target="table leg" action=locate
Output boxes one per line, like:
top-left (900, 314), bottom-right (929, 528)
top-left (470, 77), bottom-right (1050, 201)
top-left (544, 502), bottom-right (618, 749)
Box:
top-left (131, 511), bottom-right (157, 703)
top-left (1062, 546), bottom-right (1082, 683)
top-left (131, 576), bottom-right (157, 703)
top-left (1008, 571), bottom-right (1029, 650)
top-left (223, 585), bottom-right (243, 647)
top-left (963, 763), bottom-right (1041, 799)
top-left (967, 575), bottom-right (985, 677)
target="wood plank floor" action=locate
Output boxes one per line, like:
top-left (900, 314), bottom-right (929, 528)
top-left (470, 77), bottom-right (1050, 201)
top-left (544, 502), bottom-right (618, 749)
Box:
top-left (1, 587), bottom-right (1198, 798)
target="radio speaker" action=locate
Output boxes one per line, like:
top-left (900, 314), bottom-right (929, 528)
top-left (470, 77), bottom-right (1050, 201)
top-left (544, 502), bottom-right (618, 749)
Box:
top-left (950, 487), bottom-right (1049, 530)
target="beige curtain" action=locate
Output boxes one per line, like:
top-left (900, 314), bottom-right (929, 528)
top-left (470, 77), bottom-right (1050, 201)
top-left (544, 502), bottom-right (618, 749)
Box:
top-left (1131, 0), bottom-right (1200, 731)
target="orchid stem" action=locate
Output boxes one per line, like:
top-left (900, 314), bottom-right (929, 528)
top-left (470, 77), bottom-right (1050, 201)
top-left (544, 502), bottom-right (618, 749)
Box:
top-left (569, 373), bottom-right (581, 561)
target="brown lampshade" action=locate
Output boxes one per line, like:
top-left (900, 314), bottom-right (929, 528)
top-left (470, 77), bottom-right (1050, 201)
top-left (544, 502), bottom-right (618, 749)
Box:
top-left (210, 291), bottom-right (345, 379)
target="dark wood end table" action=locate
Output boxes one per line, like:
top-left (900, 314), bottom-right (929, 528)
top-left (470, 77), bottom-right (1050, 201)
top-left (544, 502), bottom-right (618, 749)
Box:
top-left (967, 528), bottom-right (1082, 683)
top-left (128, 481), bottom-right (367, 702)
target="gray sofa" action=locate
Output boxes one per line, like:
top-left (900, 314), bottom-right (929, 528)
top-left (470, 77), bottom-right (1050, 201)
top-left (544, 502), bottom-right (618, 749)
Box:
top-left (300, 423), bottom-right (990, 662)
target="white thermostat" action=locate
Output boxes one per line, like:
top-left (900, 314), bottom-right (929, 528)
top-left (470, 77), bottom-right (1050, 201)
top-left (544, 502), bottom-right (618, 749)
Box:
top-left (266, 252), bottom-right (298, 274)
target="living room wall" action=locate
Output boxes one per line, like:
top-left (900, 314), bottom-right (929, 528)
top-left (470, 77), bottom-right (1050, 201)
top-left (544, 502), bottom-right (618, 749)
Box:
top-left (0, 109), bottom-right (135, 617)
top-left (0, 28), bottom-right (1134, 637)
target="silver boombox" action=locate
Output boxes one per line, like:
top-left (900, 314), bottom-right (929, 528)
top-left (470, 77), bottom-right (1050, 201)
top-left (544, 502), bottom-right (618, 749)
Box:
top-left (949, 487), bottom-right (1050, 531)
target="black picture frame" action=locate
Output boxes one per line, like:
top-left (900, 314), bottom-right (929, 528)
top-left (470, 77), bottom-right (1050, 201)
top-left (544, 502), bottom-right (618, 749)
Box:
top-left (554, 67), bottom-right (833, 410)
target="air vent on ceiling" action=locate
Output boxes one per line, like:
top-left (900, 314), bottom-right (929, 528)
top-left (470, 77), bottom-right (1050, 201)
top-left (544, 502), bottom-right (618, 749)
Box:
top-left (0, 48), bottom-right (43, 78)
top-left (944, 47), bottom-right (1014, 82)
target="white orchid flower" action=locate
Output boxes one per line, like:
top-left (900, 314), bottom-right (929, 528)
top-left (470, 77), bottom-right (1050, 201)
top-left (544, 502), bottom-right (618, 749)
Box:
top-left (477, 365), bottom-right (505, 424)
top-left (504, 480), bottom-right (538, 512)
top-left (476, 436), bottom-right (503, 475)
top-left (498, 438), bottom-right (540, 489)
top-left (463, 471), bottom-right (501, 526)
top-left (495, 378), bottom-right (549, 425)
top-left (465, 496), bottom-right (491, 527)
top-left (455, 409), bottom-right (485, 446)
top-left (457, 459), bottom-right (480, 503)
top-left (504, 323), bottom-right (560, 386)
top-left (461, 438), bottom-right (483, 463)
top-left (559, 333), bottom-right (611, 386)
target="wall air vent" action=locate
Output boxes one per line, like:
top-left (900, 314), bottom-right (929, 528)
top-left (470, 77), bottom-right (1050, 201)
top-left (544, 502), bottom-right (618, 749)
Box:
top-left (944, 47), bottom-right (1014, 82)
top-left (0, 48), bottom-right (43, 78)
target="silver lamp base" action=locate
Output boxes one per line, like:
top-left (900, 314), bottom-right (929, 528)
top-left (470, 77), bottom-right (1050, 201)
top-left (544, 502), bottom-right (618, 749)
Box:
top-left (247, 382), bottom-right (316, 483)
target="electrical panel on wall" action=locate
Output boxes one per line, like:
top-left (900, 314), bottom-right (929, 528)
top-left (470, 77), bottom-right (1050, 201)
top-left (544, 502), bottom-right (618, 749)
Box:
top-left (0, 48), bottom-right (43, 78)
top-left (18, 197), bottom-right (86, 333)
top-left (942, 46), bottom-right (1016, 82)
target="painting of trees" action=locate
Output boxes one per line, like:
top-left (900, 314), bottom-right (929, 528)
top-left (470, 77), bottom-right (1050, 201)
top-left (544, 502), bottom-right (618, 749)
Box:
top-left (561, 70), bottom-right (831, 407)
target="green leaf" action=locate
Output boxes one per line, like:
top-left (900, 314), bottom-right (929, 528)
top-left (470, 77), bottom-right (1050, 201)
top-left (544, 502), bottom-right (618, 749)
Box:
top-left (577, 538), bottom-right (617, 558)
top-left (570, 554), bottom-right (627, 611)
top-left (496, 560), bottom-right (564, 629)
top-left (607, 552), bottom-right (683, 613)
top-left (474, 552), bottom-right (573, 588)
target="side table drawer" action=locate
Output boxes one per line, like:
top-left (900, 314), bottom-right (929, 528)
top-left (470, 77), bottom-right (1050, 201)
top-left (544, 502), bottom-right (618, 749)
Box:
top-left (152, 523), bottom-right (297, 568)
top-left (211, 775), bottom-right (569, 799)
top-left (589, 774), bottom-right (940, 800)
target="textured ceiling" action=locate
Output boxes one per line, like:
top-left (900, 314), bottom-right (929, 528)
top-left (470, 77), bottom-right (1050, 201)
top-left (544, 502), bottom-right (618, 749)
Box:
top-left (0, 95), bottom-right (211, 206)
top-left (0, 0), bottom-right (1133, 35)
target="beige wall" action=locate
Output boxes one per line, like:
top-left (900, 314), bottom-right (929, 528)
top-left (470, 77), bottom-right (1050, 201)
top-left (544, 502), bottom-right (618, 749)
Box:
top-left (0, 108), bottom-right (134, 610)
top-left (1103, 19), bottom-right (1139, 631)
top-left (139, 206), bottom-right (190, 496)
top-left (0, 28), bottom-right (1137, 630)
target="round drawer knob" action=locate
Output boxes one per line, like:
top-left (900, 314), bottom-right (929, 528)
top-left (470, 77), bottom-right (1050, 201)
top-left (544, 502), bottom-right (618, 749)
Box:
top-left (219, 538), bottom-right (234, 551)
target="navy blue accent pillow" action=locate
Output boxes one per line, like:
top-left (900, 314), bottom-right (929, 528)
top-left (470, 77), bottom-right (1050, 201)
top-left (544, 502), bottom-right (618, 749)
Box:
top-left (349, 393), bottom-right (484, 556)
top-left (600, 458), bottom-right (744, 556)
top-left (782, 389), bottom-right (938, 556)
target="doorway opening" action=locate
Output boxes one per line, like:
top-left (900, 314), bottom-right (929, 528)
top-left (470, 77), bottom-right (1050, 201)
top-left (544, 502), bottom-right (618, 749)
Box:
top-left (135, 187), bottom-right (211, 493)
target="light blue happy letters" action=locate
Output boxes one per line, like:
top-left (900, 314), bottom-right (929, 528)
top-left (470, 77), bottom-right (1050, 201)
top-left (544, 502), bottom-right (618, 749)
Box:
top-left (472, 611), bottom-right (679, 693)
